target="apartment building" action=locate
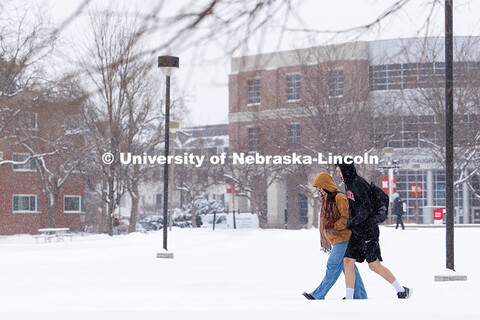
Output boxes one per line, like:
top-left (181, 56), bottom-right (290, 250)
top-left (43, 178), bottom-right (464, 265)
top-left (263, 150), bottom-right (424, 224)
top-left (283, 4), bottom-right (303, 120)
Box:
top-left (0, 95), bottom-right (85, 234)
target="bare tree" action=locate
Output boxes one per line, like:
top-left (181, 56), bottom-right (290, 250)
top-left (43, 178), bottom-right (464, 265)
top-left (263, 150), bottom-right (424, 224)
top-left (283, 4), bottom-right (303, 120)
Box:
top-left (77, 8), bottom-right (148, 236)
top-left (122, 72), bottom-right (168, 233)
top-left (0, 1), bottom-right (56, 139)
top-left (148, 0), bottom-right (436, 57)
top-left (0, 1), bottom-right (56, 100)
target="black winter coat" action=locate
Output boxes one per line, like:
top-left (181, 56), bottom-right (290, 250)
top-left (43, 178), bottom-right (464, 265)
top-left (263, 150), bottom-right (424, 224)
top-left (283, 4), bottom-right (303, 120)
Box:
top-left (337, 163), bottom-right (379, 240)
top-left (393, 197), bottom-right (404, 217)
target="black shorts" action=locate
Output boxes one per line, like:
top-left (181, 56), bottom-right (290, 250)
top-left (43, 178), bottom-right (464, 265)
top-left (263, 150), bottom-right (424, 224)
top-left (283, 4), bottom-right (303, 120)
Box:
top-left (344, 232), bottom-right (383, 263)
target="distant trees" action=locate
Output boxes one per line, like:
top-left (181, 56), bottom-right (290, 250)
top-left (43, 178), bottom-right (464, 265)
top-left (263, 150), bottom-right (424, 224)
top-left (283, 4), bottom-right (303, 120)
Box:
top-left (3, 0), bottom-right (479, 233)
top-left (1, 2), bottom-right (197, 235)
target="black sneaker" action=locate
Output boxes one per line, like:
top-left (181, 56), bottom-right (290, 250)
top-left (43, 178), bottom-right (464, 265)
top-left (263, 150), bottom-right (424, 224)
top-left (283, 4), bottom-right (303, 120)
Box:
top-left (302, 292), bottom-right (315, 300)
top-left (397, 286), bottom-right (412, 299)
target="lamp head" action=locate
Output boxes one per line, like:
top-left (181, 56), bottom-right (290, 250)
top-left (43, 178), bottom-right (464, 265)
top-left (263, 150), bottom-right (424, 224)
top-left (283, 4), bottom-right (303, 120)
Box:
top-left (158, 56), bottom-right (179, 76)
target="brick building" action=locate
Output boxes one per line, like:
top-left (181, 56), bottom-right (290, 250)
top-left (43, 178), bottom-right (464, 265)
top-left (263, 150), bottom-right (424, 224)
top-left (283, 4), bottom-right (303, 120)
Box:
top-left (228, 37), bottom-right (480, 229)
top-left (0, 96), bottom-right (85, 235)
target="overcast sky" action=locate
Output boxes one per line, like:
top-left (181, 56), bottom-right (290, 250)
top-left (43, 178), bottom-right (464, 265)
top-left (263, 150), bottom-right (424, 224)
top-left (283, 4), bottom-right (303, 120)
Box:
top-left (44, 0), bottom-right (480, 127)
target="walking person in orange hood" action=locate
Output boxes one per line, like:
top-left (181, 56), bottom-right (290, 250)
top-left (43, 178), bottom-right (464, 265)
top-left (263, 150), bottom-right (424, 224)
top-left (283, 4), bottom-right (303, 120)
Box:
top-left (303, 172), bottom-right (367, 300)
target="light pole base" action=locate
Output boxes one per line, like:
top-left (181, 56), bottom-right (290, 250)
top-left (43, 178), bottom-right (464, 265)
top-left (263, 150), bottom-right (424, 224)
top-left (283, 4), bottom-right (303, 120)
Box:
top-left (156, 252), bottom-right (174, 259)
top-left (434, 269), bottom-right (467, 282)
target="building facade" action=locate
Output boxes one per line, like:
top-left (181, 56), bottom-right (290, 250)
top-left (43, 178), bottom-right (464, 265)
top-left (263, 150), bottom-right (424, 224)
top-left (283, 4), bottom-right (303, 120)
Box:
top-left (0, 98), bottom-right (85, 235)
top-left (229, 37), bottom-right (480, 228)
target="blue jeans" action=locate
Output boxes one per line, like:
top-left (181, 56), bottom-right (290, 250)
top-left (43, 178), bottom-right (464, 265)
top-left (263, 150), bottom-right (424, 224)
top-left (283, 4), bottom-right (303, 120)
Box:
top-left (310, 240), bottom-right (368, 299)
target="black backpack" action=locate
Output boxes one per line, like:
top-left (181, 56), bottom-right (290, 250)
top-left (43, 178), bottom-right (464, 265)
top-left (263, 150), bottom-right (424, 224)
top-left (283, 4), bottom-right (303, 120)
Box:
top-left (369, 182), bottom-right (389, 224)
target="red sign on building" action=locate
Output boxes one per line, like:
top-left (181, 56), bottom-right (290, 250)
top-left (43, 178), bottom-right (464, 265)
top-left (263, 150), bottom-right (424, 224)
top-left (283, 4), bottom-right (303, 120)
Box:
top-left (226, 180), bottom-right (240, 194)
top-left (411, 183), bottom-right (423, 196)
top-left (381, 176), bottom-right (396, 193)
top-left (434, 208), bottom-right (445, 224)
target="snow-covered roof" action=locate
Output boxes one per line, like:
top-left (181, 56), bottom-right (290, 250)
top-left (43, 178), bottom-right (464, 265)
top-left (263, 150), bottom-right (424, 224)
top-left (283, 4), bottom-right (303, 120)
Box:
top-left (175, 124), bottom-right (229, 151)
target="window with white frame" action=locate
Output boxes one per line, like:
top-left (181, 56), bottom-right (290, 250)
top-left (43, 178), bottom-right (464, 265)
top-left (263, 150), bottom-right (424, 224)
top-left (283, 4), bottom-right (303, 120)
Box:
top-left (247, 126), bottom-right (260, 152)
top-left (13, 195), bottom-right (40, 213)
top-left (329, 69), bottom-right (344, 97)
top-left (64, 195), bottom-right (84, 213)
top-left (247, 78), bottom-right (261, 105)
top-left (286, 73), bottom-right (301, 101)
top-left (12, 153), bottom-right (35, 171)
top-left (288, 123), bottom-right (301, 144)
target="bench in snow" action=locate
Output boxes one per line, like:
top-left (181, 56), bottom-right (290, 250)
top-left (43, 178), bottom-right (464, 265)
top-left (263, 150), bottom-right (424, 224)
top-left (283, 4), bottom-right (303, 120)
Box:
top-left (56, 233), bottom-right (75, 242)
top-left (33, 234), bottom-right (56, 243)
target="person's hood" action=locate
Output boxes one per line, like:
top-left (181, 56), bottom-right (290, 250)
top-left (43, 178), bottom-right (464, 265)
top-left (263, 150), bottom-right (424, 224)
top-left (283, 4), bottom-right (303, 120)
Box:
top-left (337, 163), bottom-right (357, 184)
top-left (312, 172), bottom-right (339, 193)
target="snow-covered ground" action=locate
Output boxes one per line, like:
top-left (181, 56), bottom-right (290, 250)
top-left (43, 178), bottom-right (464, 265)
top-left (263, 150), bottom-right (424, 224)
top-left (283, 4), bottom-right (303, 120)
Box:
top-left (0, 226), bottom-right (478, 320)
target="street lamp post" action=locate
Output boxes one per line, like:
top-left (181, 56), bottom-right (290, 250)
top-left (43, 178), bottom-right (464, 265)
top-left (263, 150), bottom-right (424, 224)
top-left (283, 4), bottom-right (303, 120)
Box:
top-left (434, 0), bottom-right (466, 281)
top-left (157, 55), bottom-right (179, 258)
top-left (169, 121), bottom-right (180, 232)
top-left (412, 163), bottom-right (420, 223)
top-left (444, 0), bottom-right (455, 272)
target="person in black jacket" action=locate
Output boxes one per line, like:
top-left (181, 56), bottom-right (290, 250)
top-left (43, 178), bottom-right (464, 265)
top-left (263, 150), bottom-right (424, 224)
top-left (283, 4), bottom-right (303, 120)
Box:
top-left (392, 193), bottom-right (405, 230)
top-left (335, 163), bottom-right (411, 299)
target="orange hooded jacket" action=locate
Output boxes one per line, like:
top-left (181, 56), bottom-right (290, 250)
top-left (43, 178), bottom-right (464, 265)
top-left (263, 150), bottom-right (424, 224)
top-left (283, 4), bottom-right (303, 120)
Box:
top-left (313, 172), bottom-right (351, 246)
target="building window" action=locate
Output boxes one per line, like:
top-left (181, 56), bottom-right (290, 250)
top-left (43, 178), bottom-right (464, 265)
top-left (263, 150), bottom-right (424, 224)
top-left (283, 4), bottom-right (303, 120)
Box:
top-left (247, 127), bottom-right (260, 152)
top-left (64, 195), bottom-right (84, 213)
top-left (247, 78), bottom-right (261, 105)
top-left (12, 153), bottom-right (35, 171)
top-left (373, 115), bottom-right (440, 149)
top-left (286, 73), bottom-right (301, 101)
top-left (298, 193), bottom-right (308, 224)
top-left (17, 112), bottom-right (38, 130)
top-left (369, 61), bottom-right (480, 91)
top-left (13, 195), bottom-right (39, 213)
top-left (395, 170), bottom-right (426, 219)
top-left (329, 69), bottom-right (344, 97)
top-left (288, 123), bottom-right (301, 144)
top-left (119, 195), bottom-right (126, 207)
top-left (215, 194), bottom-right (225, 206)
